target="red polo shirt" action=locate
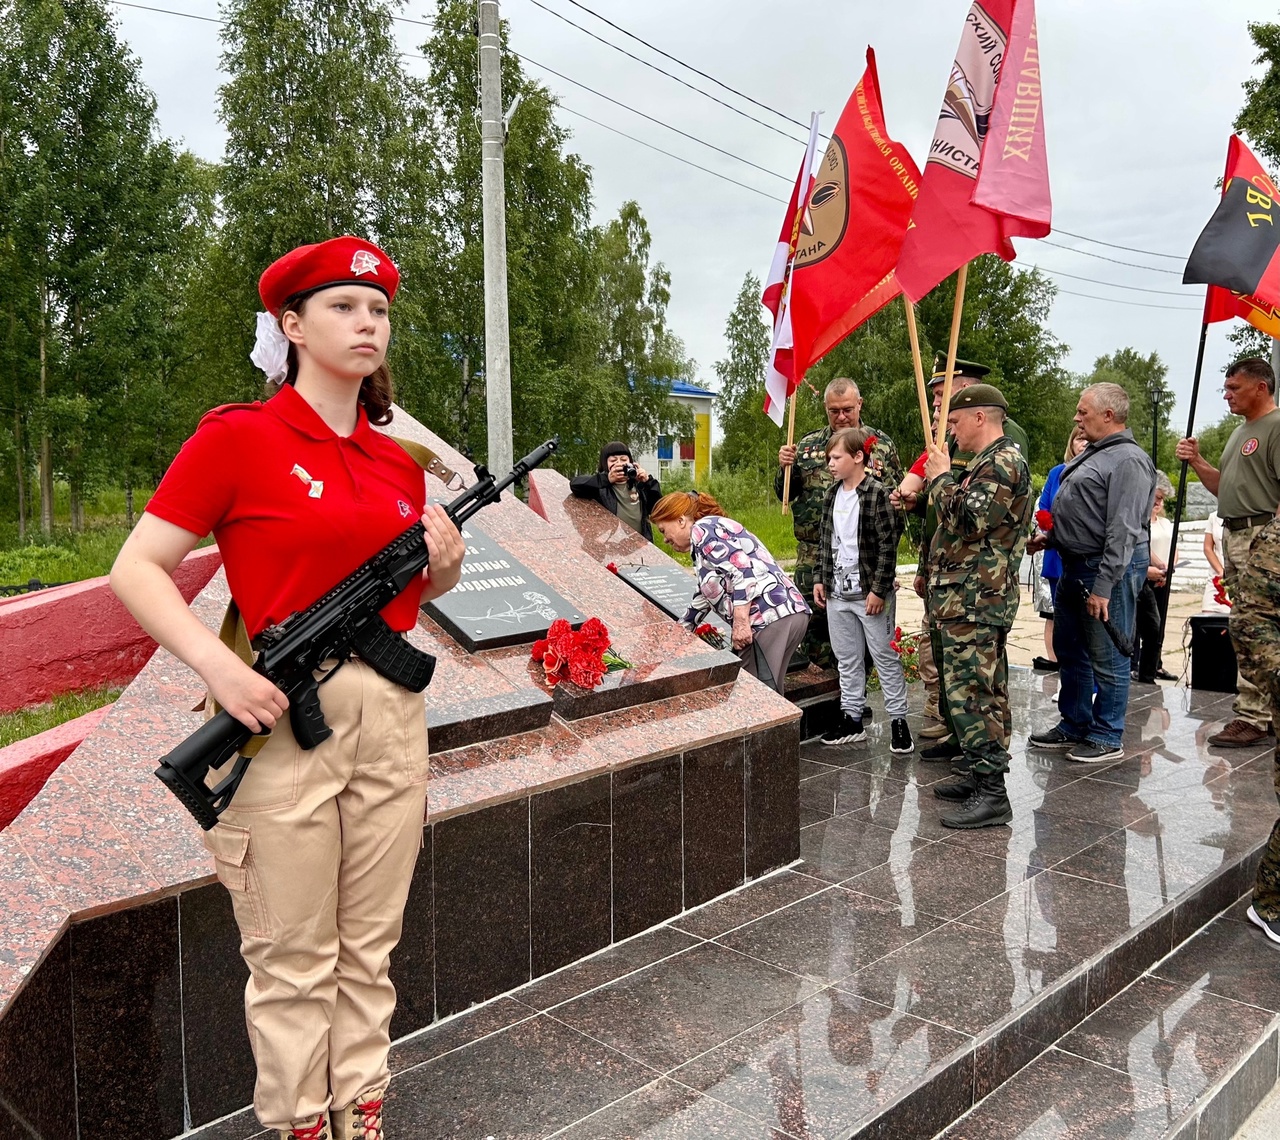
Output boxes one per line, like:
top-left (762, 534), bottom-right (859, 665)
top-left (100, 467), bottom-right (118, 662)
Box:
top-left (147, 384), bottom-right (427, 638)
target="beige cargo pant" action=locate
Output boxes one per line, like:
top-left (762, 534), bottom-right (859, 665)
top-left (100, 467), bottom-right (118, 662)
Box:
top-left (1225, 524), bottom-right (1274, 731)
top-left (202, 657), bottom-right (429, 1129)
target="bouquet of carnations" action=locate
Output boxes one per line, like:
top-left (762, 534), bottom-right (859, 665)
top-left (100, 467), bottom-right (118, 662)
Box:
top-left (694, 622), bottom-right (726, 650)
top-left (531, 617), bottom-right (630, 688)
top-left (1212, 575), bottom-right (1232, 609)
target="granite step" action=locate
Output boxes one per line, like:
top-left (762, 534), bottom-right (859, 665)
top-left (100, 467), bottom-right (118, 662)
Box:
top-left (936, 899), bottom-right (1280, 1140)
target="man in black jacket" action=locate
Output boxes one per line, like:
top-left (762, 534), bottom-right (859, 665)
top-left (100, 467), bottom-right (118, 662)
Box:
top-left (570, 441), bottom-right (662, 540)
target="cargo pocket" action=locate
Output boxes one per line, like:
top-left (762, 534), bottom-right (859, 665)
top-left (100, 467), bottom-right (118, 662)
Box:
top-left (205, 728), bottom-right (300, 813)
top-left (202, 823), bottom-right (269, 938)
top-left (402, 685), bottom-right (431, 786)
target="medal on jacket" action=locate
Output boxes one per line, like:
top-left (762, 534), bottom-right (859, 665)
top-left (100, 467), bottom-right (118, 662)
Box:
top-left (291, 463), bottom-right (325, 499)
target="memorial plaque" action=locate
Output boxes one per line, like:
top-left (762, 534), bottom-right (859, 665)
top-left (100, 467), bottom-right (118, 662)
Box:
top-left (616, 564), bottom-right (730, 636)
top-left (424, 520), bottom-right (584, 651)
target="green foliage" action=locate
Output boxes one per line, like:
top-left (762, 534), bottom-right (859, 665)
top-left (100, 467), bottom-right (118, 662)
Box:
top-left (0, 528), bottom-right (135, 583)
top-left (713, 273), bottom-right (774, 473)
top-left (1195, 413), bottom-right (1245, 469)
top-left (1083, 347), bottom-right (1177, 464)
top-left (1235, 20), bottom-right (1280, 169)
top-left (0, 685), bottom-right (121, 749)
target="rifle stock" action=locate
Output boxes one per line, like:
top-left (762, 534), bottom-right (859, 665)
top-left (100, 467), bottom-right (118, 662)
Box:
top-left (155, 437), bottom-right (558, 829)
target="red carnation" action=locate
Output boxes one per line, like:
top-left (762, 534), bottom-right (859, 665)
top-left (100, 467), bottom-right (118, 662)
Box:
top-left (531, 637), bottom-right (550, 663)
top-left (606, 562), bottom-right (619, 575)
top-left (568, 648), bottom-right (607, 688)
top-left (863, 434), bottom-right (878, 454)
top-left (576, 616), bottom-right (611, 654)
top-left (1035, 509), bottom-right (1054, 531)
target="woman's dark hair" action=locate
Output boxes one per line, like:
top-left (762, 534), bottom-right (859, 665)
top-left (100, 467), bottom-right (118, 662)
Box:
top-left (598, 440), bottom-right (632, 471)
top-left (272, 292), bottom-right (395, 425)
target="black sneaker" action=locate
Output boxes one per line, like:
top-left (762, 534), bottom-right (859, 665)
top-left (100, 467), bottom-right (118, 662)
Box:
top-left (889, 718), bottom-right (913, 754)
top-left (1065, 740), bottom-right (1124, 764)
top-left (821, 712), bottom-right (865, 746)
top-left (919, 738), bottom-right (961, 762)
top-left (1028, 726), bottom-right (1081, 751)
top-left (1247, 905), bottom-right (1280, 947)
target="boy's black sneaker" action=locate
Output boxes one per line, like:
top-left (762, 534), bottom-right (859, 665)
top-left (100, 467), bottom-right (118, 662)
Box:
top-left (889, 718), bottom-right (914, 754)
top-left (821, 712), bottom-right (865, 746)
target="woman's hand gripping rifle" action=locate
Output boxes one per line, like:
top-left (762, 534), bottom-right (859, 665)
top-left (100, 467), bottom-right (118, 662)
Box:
top-left (156, 438), bottom-right (560, 830)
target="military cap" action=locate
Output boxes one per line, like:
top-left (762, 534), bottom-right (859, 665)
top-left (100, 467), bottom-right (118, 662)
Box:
top-left (948, 382), bottom-right (1007, 411)
top-left (930, 355), bottom-right (991, 385)
top-left (259, 236), bottom-right (399, 317)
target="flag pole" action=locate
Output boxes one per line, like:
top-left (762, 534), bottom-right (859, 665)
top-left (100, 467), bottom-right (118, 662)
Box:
top-left (903, 296), bottom-right (933, 443)
top-left (1157, 318), bottom-right (1210, 648)
top-left (781, 390), bottom-right (798, 517)
top-left (934, 262), bottom-right (970, 448)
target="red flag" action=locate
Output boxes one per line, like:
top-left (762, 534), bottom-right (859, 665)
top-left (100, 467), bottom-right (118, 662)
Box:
top-left (787, 49), bottom-right (922, 379)
top-left (896, 0), bottom-right (1051, 303)
top-left (761, 115), bottom-right (821, 426)
top-left (1187, 135), bottom-right (1280, 336)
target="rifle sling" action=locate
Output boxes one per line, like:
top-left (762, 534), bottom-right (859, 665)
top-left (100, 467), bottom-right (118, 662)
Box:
top-left (206, 435), bottom-right (457, 758)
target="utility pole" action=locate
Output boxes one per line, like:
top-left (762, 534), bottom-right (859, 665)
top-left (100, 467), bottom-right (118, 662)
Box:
top-left (478, 0), bottom-right (513, 475)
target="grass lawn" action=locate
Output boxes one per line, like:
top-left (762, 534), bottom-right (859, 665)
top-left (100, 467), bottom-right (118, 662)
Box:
top-left (0, 686), bottom-right (122, 749)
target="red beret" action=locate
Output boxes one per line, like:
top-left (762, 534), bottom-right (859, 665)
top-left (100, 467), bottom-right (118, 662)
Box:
top-left (258, 236), bottom-right (400, 317)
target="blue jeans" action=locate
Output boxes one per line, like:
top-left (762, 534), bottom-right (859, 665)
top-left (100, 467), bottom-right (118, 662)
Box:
top-left (1052, 542), bottom-right (1148, 749)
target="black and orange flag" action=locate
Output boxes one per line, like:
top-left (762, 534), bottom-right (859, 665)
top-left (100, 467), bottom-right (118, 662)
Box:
top-left (1184, 135), bottom-right (1280, 335)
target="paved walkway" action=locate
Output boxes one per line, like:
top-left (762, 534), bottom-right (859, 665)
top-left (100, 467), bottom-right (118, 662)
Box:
top-left (188, 668), bottom-right (1279, 1139)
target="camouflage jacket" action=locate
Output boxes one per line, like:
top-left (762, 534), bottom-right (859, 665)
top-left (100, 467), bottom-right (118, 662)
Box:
top-left (927, 435), bottom-right (1032, 628)
top-left (775, 424), bottom-right (903, 548)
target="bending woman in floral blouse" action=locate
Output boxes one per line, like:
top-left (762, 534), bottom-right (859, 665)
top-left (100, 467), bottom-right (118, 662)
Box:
top-left (649, 491), bottom-right (810, 693)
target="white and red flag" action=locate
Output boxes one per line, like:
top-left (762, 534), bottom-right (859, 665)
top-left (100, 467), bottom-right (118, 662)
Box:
top-left (761, 113), bottom-right (821, 426)
top-left (896, 0), bottom-right (1051, 302)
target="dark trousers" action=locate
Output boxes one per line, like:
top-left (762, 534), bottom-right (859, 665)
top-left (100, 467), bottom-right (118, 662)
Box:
top-left (1130, 582), bottom-right (1167, 680)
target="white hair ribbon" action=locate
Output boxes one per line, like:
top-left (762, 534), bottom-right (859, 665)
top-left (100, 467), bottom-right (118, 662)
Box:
top-left (250, 311), bottom-right (290, 385)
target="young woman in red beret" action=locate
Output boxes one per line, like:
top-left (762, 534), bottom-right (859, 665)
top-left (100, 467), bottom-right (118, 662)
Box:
top-left (112, 237), bottom-right (464, 1139)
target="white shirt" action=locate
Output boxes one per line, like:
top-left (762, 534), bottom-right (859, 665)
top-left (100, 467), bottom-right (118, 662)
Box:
top-left (832, 484), bottom-right (861, 570)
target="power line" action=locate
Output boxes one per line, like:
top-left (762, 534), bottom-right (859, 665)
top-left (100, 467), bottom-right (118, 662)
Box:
top-left (1030, 265), bottom-right (1194, 297)
top-left (551, 0), bottom-right (813, 134)
top-left (515, 50), bottom-right (792, 184)
top-left (1053, 287), bottom-right (1201, 312)
top-left (1053, 226), bottom-right (1185, 261)
top-left (109, 0), bottom-right (433, 30)
top-left (523, 0), bottom-right (805, 144)
top-left (557, 105), bottom-right (787, 203)
top-left (1035, 236), bottom-right (1184, 276)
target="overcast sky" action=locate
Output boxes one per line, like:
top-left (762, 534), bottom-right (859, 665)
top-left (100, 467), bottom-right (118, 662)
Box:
top-left (111, 0), bottom-right (1275, 437)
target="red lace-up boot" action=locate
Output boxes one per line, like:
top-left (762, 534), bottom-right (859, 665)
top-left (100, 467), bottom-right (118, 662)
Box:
top-left (279, 1115), bottom-right (330, 1140)
top-left (332, 1088), bottom-right (385, 1140)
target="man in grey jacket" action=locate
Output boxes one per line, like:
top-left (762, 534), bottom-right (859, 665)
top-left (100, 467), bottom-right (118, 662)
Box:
top-left (1029, 383), bottom-right (1156, 763)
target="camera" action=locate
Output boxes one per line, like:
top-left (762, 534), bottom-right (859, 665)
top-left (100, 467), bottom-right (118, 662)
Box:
top-left (622, 462), bottom-right (638, 482)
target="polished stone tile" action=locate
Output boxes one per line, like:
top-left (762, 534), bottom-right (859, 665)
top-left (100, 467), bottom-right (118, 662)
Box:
top-left (672, 986), bottom-right (969, 1140)
top-left (837, 920), bottom-right (1074, 1036)
top-left (550, 942), bottom-right (821, 1072)
top-left (938, 809), bottom-right (1117, 874)
top-left (937, 1046), bottom-right (1176, 1139)
top-left (555, 1077), bottom-right (794, 1139)
top-left (717, 885), bottom-right (946, 983)
top-left (71, 897), bottom-right (185, 1136)
top-left (389, 826), bottom-right (434, 1040)
top-left (746, 722), bottom-right (800, 877)
top-left (800, 758), bottom-right (841, 782)
top-left (673, 870), bottom-right (831, 940)
top-left (1193, 1027), bottom-right (1279, 1140)
top-left (797, 813), bottom-right (929, 886)
top-left (179, 883), bottom-right (255, 1127)
top-left (797, 765), bottom-right (910, 823)
top-left (183, 1107), bottom-right (266, 1140)
top-left (1059, 975), bottom-right (1276, 1110)
top-left (974, 969), bottom-right (1089, 1099)
top-left (683, 738), bottom-right (746, 908)
top-left (613, 755), bottom-right (683, 940)
top-left (386, 1012), bottom-right (655, 1137)
top-left (390, 996), bottom-right (536, 1073)
top-left (844, 842), bottom-right (1018, 921)
top-left (957, 871), bottom-right (1165, 965)
top-left (0, 936), bottom-right (75, 1140)
top-left (531, 774), bottom-right (612, 977)
top-left (517, 925), bottom-right (702, 1011)
top-left (1037, 775), bottom-right (1160, 829)
top-left (1152, 917), bottom-right (1280, 1013)
top-left (1087, 910), bottom-right (1175, 1012)
top-left (433, 797), bottom-right (531, 1017)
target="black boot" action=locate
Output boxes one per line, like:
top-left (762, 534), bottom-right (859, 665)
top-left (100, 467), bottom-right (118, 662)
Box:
top-left (933, 773), bottom-right (977, 801)
top-left (940, 771), bottom-right (1012, 829)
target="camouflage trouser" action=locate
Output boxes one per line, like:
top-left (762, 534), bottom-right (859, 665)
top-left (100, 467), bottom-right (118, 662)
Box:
top-left (794, 542), bottom-right (834, 669)
top-left (1228, 520), bottom-right (1280, 919)
top-left (1225, 524), bottom-right (1274, 730)
top-left (918, 594), bottom-right (941, 721)
top-left (931, 621), bottom-right (1012, 775)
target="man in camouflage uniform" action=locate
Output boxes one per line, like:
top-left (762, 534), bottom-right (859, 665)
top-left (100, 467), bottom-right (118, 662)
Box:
top-left (895, 359), bottom-right (1031, 741)
top-left (1220, 521), bottom-right (1280, 946)
top-left (922, 383), bottom-right (1033, 828)
top-left (776, 378), bottom-right (902, 669)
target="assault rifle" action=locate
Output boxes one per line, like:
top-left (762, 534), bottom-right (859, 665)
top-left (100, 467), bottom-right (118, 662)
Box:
top-left (156, 437), bottom-right (559, 830)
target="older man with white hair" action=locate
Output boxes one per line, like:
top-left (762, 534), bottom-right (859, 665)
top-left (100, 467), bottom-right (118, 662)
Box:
top-left (1029, 383), bottom-right (1156, 764)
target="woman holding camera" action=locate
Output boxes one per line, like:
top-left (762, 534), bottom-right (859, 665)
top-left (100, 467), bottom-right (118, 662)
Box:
top-left (570, 440), bottom-right (662, 539)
